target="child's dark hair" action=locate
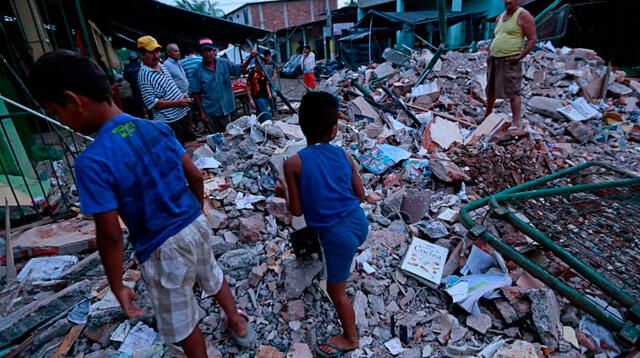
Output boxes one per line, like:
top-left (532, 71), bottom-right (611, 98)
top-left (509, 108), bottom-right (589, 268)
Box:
top-left (299, 91), bottom-right (338, 143)
top-left (263, 49), bottom-right (271, 56)
top-left (303, 45), bottom-right (311, 51)
top-left (29, 49), bottom-right (112, 106)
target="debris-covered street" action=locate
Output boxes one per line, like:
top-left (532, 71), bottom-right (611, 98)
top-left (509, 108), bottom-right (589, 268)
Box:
top-left (1, 0), bottom-right (639, 357)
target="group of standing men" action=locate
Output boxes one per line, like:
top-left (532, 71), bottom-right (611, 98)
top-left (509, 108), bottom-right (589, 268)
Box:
top-left (124, 35), bottom-right (278, 144)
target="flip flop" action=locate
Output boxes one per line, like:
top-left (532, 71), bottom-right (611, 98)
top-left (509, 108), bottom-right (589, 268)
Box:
top-left (314, 342), bottom-right (355, 357)
top-left (221, 309), bottom-right (256, 348)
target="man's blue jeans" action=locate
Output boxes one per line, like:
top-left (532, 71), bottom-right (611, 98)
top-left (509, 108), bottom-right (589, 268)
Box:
top-left (254, 97), bottom-right (272, 122)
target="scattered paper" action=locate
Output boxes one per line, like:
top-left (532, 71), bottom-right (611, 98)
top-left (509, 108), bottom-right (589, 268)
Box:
top-left (416, 112), bottom-right (434, 124)
top-left (461, 245), bottom-right (497, 275)
top-left (111, 321), bottom-right (132, 342)
top-left (579, 296), bottom-right (622, 358)
top-left (235, 192), bottom-right (266, 210)
top-left (68, 300), bottom-right (90, 324)
top-left (203, 177), bottom-right (228, 195)
top-left (557, 97), bottom-right (600, 121)
top-left (444, 273), bottom-right (512, 314)
top-left (384, 337), bottom-right (405, 355)
top-left (17, 255), bottom-right (78, 281)
top-left (192, 145), bottom-right (221, 169)
top-left (118, 322), bottom-right (159, 354)
top-left (410, 82), bottom-right (439, 98)
top-left (90, 281), bottom-right (136, 313)
top-left (359, 144), bottom-right (411, 174)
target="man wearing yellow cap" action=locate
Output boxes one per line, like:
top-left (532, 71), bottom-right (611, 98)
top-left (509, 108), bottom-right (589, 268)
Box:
top-left (136, 36), bottom-right (195, 143)
top-left (485, 0), bottom-right (537, 129)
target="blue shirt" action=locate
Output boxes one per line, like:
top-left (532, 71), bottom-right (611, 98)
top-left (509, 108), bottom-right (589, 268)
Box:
top-left (189, 58), bottom-right (241, 116)
top-left (298, 143), bottom-right (360, 227)
top-left (75, 114), bottom-right (201, 263)
top-left (164, 58), bottom-right (189, 95)
top-left (180, 55), bottom-right (202, 81)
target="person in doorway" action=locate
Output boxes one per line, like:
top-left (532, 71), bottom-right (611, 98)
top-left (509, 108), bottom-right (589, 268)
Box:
top-left (29, 49), bottom-right (256, 358)
top-left (301, 45), bottom-right (316, 89)
top-left (136, 36), bottom-right (195, 144)
top-left (246, 63), bottom-right (272, 123)
top-left (190, 38), bottom-right (256, 133)
top-left (123, 51), bottom-right (145, 117)
top-left (484, 0), bottom-right (536, 129)
top-left (275, 91), bottom-right (368, 357)
top-left (164, 43), bottom-right (190, 95)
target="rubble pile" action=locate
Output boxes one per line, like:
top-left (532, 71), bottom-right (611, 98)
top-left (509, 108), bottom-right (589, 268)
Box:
top-left (1, 43), bottom-right (639, 357)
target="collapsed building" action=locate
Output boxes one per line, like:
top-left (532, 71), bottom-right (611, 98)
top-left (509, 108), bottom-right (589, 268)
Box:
top-left (0, 20), bottom-right (639, 358)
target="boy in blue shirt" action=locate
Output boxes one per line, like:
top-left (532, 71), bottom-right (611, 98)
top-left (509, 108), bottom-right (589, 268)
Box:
top-left (276, 92), bottom-right (368, 357)
top-left (29, 50), bottom-right (255, 357)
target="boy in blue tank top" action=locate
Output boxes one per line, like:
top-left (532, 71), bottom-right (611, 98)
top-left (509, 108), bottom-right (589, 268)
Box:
top-left (276, 91), bottom-right (368, 357)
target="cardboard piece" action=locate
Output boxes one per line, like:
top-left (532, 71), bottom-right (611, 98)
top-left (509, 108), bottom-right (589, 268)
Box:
top-left (465, 113), bottom-right (510, 144)
top-left (429, 117), bottom-right (463, 150)
top-left (350, 96), bottom-right (382, 123)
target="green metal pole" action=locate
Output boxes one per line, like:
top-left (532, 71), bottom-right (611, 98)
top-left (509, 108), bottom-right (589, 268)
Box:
top-left (74, 0), bottom-right (92, 57)
top-left (489, 186), bottom-right (640, 313)
top-left (535, 0), bottom-right (562, 22)
top-left (459, 163), bottom-right (640, 345)
top-left (460, 198), bottom-right (640, 345)
top-left (395, 0), bottom-right (405, 46)
top-left (437, 0), bottom-right (448, 46)
top-left (350, 79), bottom-right (374, 100)
top-left (0, 121), bottom-right (39, 214)
top-left (415, 45), bottom-right (444, 86)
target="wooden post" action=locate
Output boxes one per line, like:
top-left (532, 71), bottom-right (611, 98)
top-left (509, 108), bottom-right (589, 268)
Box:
top-left (52, 324), bottom-right (85, 358)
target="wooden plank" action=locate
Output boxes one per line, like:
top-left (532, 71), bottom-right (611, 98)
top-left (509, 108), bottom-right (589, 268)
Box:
top-left (406, 104), bottom-right (478, 127)
top-left (52, 324), bottom-right (85, 358)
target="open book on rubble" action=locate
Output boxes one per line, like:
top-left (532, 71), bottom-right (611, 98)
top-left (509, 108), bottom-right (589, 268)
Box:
top-left (400, 237), bottom-right (448, 289)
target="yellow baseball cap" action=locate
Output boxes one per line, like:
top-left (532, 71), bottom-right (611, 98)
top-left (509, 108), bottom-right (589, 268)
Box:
top-left (137, 36), bottom-right (162, 52)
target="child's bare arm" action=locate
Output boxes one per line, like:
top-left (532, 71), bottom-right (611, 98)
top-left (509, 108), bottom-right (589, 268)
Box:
top-left (283, 155), bottom-right (303, 216)
top-left (94, 210), bottom-right (144, 318)
top-left (347, 155), bottom-right (366, 202)
top-left (181, 154), bottom-right (204, 208)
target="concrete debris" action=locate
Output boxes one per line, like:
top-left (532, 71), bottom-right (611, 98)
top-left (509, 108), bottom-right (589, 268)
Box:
top-left (494, 339), bottom-right (541, 358)
top-left (3, 42), bottom-right (639, 358)
top-left (528, 288), bottom-right (563, 350)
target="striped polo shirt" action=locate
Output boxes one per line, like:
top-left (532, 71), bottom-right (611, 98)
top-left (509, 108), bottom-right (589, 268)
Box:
top-left (137, 63), bottom-right (189, 123)
top-left (180, 55), bottom-right (202, 82)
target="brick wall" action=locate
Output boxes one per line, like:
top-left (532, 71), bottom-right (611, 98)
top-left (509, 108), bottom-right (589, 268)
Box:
top-left (228, 0), bottom-right (338, 32)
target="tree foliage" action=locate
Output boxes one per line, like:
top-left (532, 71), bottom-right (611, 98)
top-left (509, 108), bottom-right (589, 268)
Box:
top-left (175, 0), bottom-right (225, 17)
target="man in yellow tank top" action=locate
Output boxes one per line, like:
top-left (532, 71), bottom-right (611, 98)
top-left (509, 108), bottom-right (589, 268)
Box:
top-left (485, 0), bottom-right (537, 129)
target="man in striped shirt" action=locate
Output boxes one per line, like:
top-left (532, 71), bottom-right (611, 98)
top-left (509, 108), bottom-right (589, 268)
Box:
top-left (180, 48), bottom-right (201, 83)
top-left (137, 36), bottom-right (195, 144)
